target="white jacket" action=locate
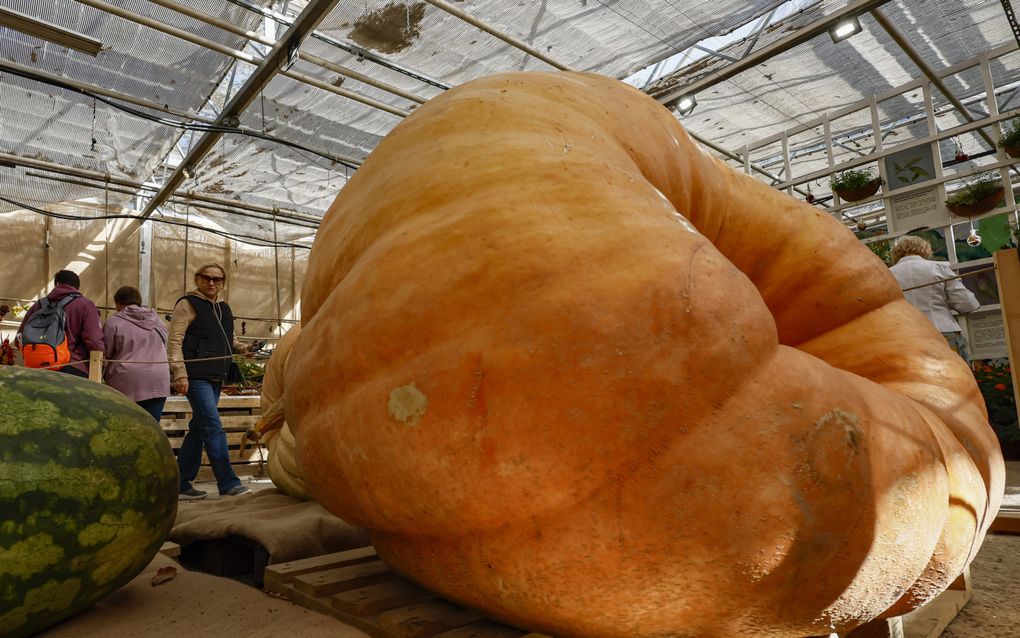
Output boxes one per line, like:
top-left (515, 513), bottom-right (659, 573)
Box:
top-left (889, 255), bottom-right (980, 333)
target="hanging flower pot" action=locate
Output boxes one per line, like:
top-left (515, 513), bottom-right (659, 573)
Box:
top-left (830, 169), bottom-right (882, 202)
top-left (946, 179), bottom-right (1005, 218)
top-left (834, 178), bottom-right (882, 202)
top-left (999, 118), bottom-right (1020, 158)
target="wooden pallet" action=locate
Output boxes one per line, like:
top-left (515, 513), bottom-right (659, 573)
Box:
top-left (990, 506), bottom-right (1020, 534)
top-left (265, 547), bottom-right (550, 638)
top-left (160, 395), bottom-right (267, 474)
top-left (267, 548), bottom-right (972, 638)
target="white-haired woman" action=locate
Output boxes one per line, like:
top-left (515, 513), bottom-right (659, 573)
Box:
top-left (889, 235), bottom-right (980, 361)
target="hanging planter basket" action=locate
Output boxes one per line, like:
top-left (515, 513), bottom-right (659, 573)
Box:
top-left (1004, 143), bottom-right (1020, 159)
top-left (834, 178), bottom-right (882, 202)
top-left (947, 186), bottom-right (1005, 218)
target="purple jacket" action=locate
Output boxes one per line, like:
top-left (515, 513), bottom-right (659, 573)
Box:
top-left (19, 284), bottom-right (104, 375)
top-left (102, 305), bottom-right (171, 402)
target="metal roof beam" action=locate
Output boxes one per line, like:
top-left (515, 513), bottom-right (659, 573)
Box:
top-left (743, 9), bottom-right (778, 58)
top-left (421, 0), bottom-right (573, 71)
top-left (76, 0), bottom-right (402, 117)
top-left (224, 0), bottom-right (451, 90)
top-left (655, 0), bottom-right (894, 108)
top-left (137, 0), bottom-right (342, 221)
top-left (0, 150), bottom-right (321, 226)
top-left (870, 8), bottom-right (998, 150)
top-left (145, 0), bottom-right (427, 105)
top-left (692, 44), bottom-right (739, 64)
top-left (0, 57), bottom-right (360, 170)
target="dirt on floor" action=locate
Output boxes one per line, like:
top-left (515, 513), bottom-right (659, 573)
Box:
top-left (941, 460), bottom-right (1020, 637)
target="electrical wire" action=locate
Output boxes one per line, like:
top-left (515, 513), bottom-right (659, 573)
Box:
top-left (0, 67), bottom-right (362, 171)
top-left (0, 194), bottom-right (311, 250)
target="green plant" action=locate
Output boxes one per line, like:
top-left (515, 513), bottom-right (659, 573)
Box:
top-left (830, 168), bottom-right (876, 191)
top-left (946, 176), bottom-right (1002, 208)
top-left (972, 360), bottom-right (1020, 457)
top-left (999, 118), bottom-right (1020, 148)
top-left (234, 356), bottom-right (265, 387)
top-left (863, 238), bottom-right (893, 265)
top-left (893, 156), bottom-right (930, 184)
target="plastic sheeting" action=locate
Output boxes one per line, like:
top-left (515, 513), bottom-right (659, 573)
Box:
top-left (0, 0), bottom-right (1017, 229)
top-left (649, 0), bottom-right (1017, 159)
top-left (0, 0), bottom-right (267, 212)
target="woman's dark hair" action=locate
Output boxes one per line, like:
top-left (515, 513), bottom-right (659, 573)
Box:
top-left (114, 286), bottom-right (143, 307)
top-left (53, 270), bottom-right (80, 289)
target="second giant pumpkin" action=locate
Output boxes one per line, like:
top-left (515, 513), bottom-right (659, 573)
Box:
top-left (282, 72), bottom-right (1003, 637)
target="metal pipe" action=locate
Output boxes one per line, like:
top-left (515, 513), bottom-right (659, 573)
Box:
top-left (75, 0), bottom-right (261, 64)
top-left (0, 57), bottom-right (215, 124)
top-left (144, 0), bottom-right (427, 104)
top-left (0, 150), bottom-right (320, 225)
top-left (224, 0), bottom-right (451, 90)
top-left (281, 69), bottom-right (410, 118)
top-left (421, 0), bottom-right (573, 71)
top-left (0, 56), bottom-right (358, 169)
top-left (79, 0), bottom-right (409, 117)
top-left (23, 172), bottom-right (322, 229)
top-left (139, 0), bottom-right (343, 221)
top-left (655, 0), bottom-right (894, 107)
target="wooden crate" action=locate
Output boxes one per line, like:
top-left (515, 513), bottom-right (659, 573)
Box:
top-left (264, 547), bottom-right (551, 638)
top-left (160, 395), bottom-right (267, 477)
top-left (267, 548), bottom-right (972, 638)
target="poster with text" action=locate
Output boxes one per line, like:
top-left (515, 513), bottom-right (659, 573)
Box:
top-left (966, 310), bottom-right (1008, 360)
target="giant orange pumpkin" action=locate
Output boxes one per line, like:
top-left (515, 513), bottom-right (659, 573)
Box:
top-left (282, 72), bottom-right (1003, 637)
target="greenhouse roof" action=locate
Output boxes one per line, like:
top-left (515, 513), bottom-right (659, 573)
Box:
top-left (0, 0), bottom-right (1017, 245)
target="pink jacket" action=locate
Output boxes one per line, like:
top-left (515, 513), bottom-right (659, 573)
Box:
top-left (18, 284), bottom-right (104, 375)
top-left (102, 305), bottom-right (171, 402)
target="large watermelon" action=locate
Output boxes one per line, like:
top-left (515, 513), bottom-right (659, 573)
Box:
top-left (0, 367), bottom-right (179, 637)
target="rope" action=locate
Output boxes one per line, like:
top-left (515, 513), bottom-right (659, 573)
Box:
top-left (899, 265), bottom-right (996, 293)
top-left (36, 351), bottom-right (256, 370)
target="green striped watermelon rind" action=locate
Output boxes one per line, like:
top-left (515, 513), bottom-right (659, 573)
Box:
top-left (0, 367), bottom-right (179, 638)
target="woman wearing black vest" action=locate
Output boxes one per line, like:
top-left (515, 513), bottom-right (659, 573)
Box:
top-left (167, 263), bottom-right (253, 500)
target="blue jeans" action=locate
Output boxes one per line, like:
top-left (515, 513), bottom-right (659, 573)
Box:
top-left (177, 379), bottom-right (241, 495)
top-left (137, 397), bottom-right (166, 422)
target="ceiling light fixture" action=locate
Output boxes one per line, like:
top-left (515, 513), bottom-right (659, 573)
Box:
top-left (0, 6), bottom-right (102, 57)
top-left (674, 93), bottom-right (698, 116)
top-left (829, 16), bottom-right (863, 44)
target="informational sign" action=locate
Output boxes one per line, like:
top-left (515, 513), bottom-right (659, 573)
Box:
top-left (883, 143), bottom-right (947, 232)
top-left (888, 188), bottom-right (945, 230)
top-left (966, 310), bottom-right (1008, 360)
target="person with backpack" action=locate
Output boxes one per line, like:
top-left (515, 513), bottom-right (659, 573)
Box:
top-left (167, 263), bottom-right (255, 500)
top-left (102, 286), bottom-right (171, 422)
top-left (17, 270), bottom-right (104, 377)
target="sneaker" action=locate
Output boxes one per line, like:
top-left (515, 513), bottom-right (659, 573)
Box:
top-left (221, 485), bottom-right (252, 497)
top-left (179, 488), bottom-right (207, 500)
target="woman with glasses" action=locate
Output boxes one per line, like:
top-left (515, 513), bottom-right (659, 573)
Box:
top-left (167, 263), bottom-right (254, 500)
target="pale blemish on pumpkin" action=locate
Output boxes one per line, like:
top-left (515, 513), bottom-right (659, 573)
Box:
top-left (388, 383), bottom-right (428, 427)
top-left (815, 409), bottom-right (863, 453)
